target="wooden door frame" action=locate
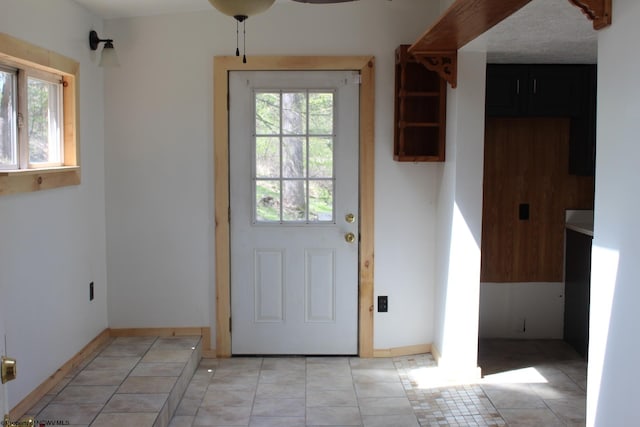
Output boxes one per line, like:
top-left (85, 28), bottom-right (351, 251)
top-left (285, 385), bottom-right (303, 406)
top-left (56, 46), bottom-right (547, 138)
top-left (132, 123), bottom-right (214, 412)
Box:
top-left (214, 56), bottom-right (375, 357)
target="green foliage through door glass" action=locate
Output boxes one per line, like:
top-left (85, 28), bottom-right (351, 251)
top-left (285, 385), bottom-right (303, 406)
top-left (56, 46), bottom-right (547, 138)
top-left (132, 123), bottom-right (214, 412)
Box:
top-left (253, 89), bottom-right (335, 223)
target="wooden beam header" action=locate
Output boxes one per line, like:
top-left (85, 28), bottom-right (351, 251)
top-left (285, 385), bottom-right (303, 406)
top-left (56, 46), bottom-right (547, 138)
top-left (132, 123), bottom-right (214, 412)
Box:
top-left (409, 0), bottom-right (612, 88)
top-left (409, 0), bottom-right (533, 53)
top-left (569, 0), bottom-right (612, 30)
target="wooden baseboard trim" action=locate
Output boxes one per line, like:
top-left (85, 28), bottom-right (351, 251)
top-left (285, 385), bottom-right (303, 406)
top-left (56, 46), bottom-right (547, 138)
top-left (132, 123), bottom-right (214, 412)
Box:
top-left (10, 328), bottom-right (111, 419)
top-left (373, 343), bottom-right (432, 358)
top-left (11, 326), bottom-right (215, 419)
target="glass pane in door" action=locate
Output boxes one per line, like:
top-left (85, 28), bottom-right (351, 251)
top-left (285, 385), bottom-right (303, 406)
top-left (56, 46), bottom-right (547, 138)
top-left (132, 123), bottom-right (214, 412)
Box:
top-left (254, 90), bottom-right (335, 224)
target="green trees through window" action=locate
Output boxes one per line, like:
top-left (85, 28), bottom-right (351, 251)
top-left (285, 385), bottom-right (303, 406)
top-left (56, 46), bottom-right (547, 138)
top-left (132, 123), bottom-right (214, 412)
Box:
top-left (28, 76), bottom-right (63, 164)
top-left (0, 65), bottom-right (63, 169)
top-left (0, 69), bottom-right (16, 167)
top-left (0, 32), bottom-right (80, 195)
top-left (254, 90), bottom-right (335, 223)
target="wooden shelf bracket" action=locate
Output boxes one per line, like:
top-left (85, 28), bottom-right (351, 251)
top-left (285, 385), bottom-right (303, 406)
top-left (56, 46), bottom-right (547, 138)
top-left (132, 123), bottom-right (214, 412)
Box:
top-left (412, 51), bottom-right (458, 89)
top-left (568, 0), bottom-right (612, 30)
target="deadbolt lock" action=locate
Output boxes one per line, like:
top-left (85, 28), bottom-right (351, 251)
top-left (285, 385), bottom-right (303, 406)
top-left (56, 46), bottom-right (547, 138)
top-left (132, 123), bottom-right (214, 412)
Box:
top-left (345, 213), bottom-right (356, 224)
top-left (1, 356), bottom-right (17, 384)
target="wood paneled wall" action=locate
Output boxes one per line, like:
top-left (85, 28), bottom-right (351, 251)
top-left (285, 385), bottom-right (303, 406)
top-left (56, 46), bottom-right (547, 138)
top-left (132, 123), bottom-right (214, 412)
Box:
top-left (481, 117), bottom-right (594, 282)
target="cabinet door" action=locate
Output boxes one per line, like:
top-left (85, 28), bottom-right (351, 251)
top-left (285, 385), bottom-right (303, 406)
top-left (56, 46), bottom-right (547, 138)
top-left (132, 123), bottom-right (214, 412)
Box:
top-left (563, 229), bottom-right (592, 358)
top-left (486, 65), bottom-right (527, 116)
top-left (528, 65), bottom-right (587, 117)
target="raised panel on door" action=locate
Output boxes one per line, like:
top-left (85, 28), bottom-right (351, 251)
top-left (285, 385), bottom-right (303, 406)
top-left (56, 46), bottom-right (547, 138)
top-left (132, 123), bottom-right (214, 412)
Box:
top-left (305, 249), bottom-right (336, 323)
top-left (253, 250), bottom-right (285, 323)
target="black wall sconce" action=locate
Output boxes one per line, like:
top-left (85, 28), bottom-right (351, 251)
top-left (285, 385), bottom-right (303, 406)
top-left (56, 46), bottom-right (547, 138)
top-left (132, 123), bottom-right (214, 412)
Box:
top-left (89, 30), bottom-right (119, 67)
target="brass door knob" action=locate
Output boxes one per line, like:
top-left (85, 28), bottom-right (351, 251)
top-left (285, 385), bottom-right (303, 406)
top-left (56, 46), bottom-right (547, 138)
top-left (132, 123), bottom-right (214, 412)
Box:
top-left (345, 232), bottom-right (356, 243)
top-left (3, 415), bottom-right (35, 427)
top-left (1, 356), bottom-right (16, 384)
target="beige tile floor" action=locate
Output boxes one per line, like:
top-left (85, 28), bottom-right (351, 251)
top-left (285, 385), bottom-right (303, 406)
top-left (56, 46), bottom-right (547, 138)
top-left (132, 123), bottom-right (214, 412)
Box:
top-left (25, 335), bottom-right (202, 427)
top-left (398, 340), bottom-right (587, 426)
top-left (171, 339), bottom-right (586, 426)
top-left (23, 338), bottom-right (586, 427)
top-left (476, 339), bottom-right (587, 427)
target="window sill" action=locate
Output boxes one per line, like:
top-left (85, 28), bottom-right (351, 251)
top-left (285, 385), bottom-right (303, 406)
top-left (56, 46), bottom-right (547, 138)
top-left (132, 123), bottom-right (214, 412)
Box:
top-left (0, 166), bottom-right (80, 196)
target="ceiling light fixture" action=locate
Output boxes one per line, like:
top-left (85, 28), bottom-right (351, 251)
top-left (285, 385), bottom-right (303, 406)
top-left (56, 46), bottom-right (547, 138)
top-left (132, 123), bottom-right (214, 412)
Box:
top-left (208, 0), bottom-right (275, 63)
top-left (89, 30), bottom-right (119, 67)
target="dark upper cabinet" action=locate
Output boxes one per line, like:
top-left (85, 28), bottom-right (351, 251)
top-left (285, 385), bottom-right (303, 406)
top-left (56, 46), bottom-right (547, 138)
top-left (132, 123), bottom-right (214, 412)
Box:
top-left (486, 64), bottom-right (590, 117)
top-left (486, 64), bottom-right (597, 176)
top-left (569, 66), bottom-right (598, 176)
top-left (527, 66), bottom-right (588, 117)
top-left (485, 65), bottom-right (527, 116)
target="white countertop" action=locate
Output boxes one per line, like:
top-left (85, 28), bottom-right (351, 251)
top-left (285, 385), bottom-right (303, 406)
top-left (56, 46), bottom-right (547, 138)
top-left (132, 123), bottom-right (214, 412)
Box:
top-left (566, 210), bottom-right (594, 237)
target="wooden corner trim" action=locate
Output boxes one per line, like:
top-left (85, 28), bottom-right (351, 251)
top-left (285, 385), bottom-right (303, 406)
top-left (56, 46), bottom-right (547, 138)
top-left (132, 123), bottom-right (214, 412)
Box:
top-left (201, 349), bottom-right (217, 358)
top-left (568, 0), bottom-right (612, 30)
top-left (412, 51), bottom-right (458, 89)
top-left (430, 343), bottom-right (442, 364)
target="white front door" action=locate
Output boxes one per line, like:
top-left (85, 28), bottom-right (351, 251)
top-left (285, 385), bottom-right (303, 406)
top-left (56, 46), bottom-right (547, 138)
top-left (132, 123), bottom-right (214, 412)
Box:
top-left (229, 70), bottom-right (359, 355)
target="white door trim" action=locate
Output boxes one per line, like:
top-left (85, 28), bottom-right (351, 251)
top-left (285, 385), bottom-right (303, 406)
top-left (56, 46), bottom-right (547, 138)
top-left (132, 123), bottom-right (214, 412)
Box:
top-left (213, 56), bottom-right (375, 357)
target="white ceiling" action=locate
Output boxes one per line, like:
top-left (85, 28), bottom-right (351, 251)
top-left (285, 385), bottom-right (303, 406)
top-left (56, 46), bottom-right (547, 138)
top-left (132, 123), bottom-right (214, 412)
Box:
top-left (72, 0), bottom-right (598, 63)
top-left (73, 0), bottom-right (213, 20)
top-left (72, 0), bottom-right (314, 19)
top-left (478, 0), bottom-right (598, 63)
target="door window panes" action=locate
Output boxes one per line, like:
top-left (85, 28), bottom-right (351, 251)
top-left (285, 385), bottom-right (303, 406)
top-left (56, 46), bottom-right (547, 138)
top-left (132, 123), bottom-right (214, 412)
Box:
top-left (254, 90), bottom-right (335, 223)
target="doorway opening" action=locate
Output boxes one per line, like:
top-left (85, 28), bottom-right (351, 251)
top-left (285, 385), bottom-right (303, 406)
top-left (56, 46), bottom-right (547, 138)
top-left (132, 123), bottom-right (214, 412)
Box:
top-left (213, 56), bottom-right (375, 357)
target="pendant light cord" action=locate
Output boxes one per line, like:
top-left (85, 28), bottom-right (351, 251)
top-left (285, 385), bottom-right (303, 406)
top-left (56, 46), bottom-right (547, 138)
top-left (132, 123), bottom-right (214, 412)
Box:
top-left (236, 20), bottom-right (240, 57)
top-left (243, 20), bottom-right (247, 63)
top-left (232, 15), bottom-right (249, 63)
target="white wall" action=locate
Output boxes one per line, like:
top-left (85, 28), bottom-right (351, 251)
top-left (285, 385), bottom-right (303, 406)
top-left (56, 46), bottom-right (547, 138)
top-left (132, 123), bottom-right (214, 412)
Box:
top-left (479, 282), bottom-right (565, 338)
top-left (440, 0), bottom-right (455, 12)
top-left (588, 1), bottom-right (640, 425)
top-left (103, 1), bottom-right (441, 350)
top-left (433, 49), bottom-right (486, 373)
top-left (0, 0), bottom-right (108, 408)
